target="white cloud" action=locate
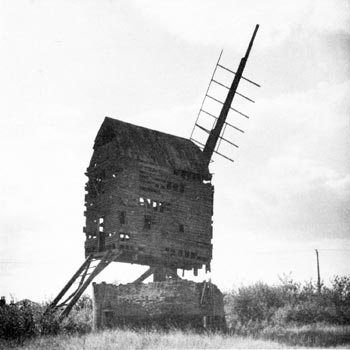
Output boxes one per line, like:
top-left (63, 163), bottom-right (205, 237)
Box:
top-left (308, 0), bottom-right (350, 33)
top-left (209, 79), bottom-right (349, 245)
top-left (0, 0), bottom-right (348, 300)
top-left (132, 0), bottom-right (350, 50)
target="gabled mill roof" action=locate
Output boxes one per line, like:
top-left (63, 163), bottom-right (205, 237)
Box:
top-left (94, 117), bottom-right (210, 177)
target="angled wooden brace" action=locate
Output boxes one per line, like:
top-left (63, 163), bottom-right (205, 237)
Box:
top-left (59, 250), bottom-right (120, 319)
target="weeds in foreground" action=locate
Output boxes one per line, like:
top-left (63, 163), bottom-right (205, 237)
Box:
top-left (1, 275), bottom-right (350, 348)
top-left (2, 325), bottom-right (350, 350)
top-left (2, 328), bottom-right (295, 350)
top-left (260, 324), bottom-right (350, 347)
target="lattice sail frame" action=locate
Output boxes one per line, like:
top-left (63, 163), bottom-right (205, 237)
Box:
top-left (46, 25), bottom-right (261, 320)
top-left (190, 25), bottom-right (260, 164)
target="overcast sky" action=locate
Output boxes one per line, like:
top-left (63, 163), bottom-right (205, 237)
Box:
top-left (0, 0), bottom-right (349, 302)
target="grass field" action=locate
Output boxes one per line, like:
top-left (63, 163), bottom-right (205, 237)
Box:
top-left (259, 324), bottom-right (350, 348)
top-left (0, 329), bottom-right (292, 350)
top-left (2, 277), bottom-right (350, 349)
top-left (2, 326), bottom-right (350, 350)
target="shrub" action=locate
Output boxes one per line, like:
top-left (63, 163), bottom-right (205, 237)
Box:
top-left (61, 296), bottom-right (93, 334)
top-left (328, 276), bottom-right (350, 324)
top-left (225, 282), bottom-right (284, 327)
top-left (225, 275), bottom-right (350, 334)
top-left (0, 294), bottom-right (93, 343)
top-left (0, 301), bottom-right (38, 343)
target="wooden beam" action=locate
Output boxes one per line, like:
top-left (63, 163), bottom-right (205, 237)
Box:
top-left (46, 255), bottom-right (93, 313)
top-left (202, 24), bottom-right (259, 165)
top-left (60, 250), bottom-right (120, 320)
top-left (133, 267), bottom-right (155, 284)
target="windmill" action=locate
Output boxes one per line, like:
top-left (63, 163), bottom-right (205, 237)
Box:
top-left (46, 25), bottom-right (260, 328)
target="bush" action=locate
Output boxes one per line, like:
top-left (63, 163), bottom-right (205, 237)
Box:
top-left (225, 275), bottom-right (350, 334)
top-left (61, 295), bottom-right (93, 334)
top-left (225, 282), bottom-right (284, 328)
top-left (0, 295), bottom-right (93, 343)
top-left (328, 276), bottom-right (350, 324)
top-left (0, 301), bottom-right (38, 343)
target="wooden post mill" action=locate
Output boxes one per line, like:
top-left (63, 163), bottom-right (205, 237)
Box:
top-left (47, 25), bottom-right (260, 330)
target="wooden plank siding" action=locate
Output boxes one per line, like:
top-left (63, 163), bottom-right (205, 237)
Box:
top-left (84, 117), bottom-right (214, 273)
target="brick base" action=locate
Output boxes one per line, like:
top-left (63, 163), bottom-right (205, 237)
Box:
top-left (92, 279), bottom-right (226, 331)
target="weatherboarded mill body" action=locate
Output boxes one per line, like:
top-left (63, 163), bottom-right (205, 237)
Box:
top-left (84, 117), bottom-right (213, 278)
top-left (84, 118), bottom-right (220, 330)
top-left (47, 25), bottom-right (259, 331)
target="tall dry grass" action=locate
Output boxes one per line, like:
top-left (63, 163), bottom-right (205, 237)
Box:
top-left (2, 328), bottom-right (295, 350)
top-left (2, 276), bottom-right (350, 348)
top-left (260, 324), bottom-right (350, 347)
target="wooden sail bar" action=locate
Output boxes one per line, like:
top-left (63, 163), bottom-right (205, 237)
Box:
top-left (190, 50), bottom-right (223, 141)
top-left (206, 94), bottom-right (250, 119)
top-left (200, 109), bottom-right (244, 133)
top-left (195, 123), bottom-right (239, 148)
top-left (216, 64), bottom-right (261, 88)
top-left (202, 24), bottom-right (259, 166)
top-left (211, 79), bottom-right (255, 103)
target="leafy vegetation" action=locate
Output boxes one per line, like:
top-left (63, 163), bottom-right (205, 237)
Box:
top-left (224, 275), bottom-right (350, 346)
top-left (2, 328), bottom-right (297, 350)
top-left (225, 275), bottom-right (350, 328)
top-left (0, 295), bottom-right (92, 346)
top-left (1, 275), bottom-right (350, 348)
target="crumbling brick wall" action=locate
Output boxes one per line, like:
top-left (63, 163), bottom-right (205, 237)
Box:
top-left (93, 280), bottom-right (225, 331)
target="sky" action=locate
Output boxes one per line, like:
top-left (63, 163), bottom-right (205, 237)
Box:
top-left (0, 0), bottom-right (349, 302)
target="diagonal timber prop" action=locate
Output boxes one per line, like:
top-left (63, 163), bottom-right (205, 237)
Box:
top-left (46, 250), bottom-right (121, 320)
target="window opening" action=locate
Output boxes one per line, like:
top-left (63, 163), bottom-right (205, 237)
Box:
top-left (144, 215), bottom-right (152, 230)
top-left (179, 224), bottom-right (184, 233)
top-left (119, 233), bottom-right (130, 241)
top-left (139, 197), bottom-right (168, 212)
top-left (119, 211), bottom-right (126, 224)
top-left (99, 217), bottom-right (104, 232)
top-left (98, 217), bottom-right (105, 252)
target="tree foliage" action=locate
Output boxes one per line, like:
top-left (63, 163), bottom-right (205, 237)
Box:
top-left (0, 295), bottom-right (93, 344)
top-left (225, 275), bottom-right (350, 331)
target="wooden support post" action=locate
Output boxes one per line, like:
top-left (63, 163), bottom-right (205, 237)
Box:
top-left (59, 250), bottom-right (120, 320)
top-left (200, 281), bottom-right (207, 305)
top-left (47, 255), bottom-right (93, 313)
top-left (315, 249), bottom-right (321, 293)
top-left (153, 267), bottom-right (167, 282)
top-left (167, 268), bottom-right (180, 280)
top-left (133, 267), bottom-right (155, 284)
top-left (151, 267), bottom-right (181, 281)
